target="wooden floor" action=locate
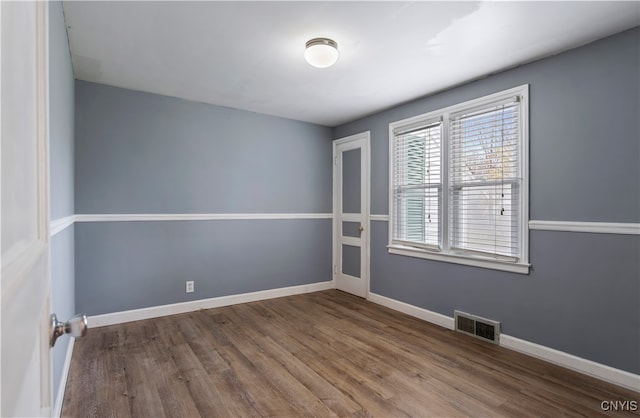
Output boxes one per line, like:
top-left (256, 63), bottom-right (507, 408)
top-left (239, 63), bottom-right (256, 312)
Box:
top-left (62, 290), bottom-right (639, 417)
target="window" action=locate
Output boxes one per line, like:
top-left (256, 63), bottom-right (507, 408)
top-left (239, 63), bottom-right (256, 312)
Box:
top-left (389, 86), bottom-right (529, 273)
top-left (392, 121), bottom-right (441, 250)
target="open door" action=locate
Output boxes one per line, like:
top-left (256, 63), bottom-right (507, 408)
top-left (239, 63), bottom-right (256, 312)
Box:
top-left (333, 132), bottom-right (370, 298)
top-left (1, 2), bottom-right (54, 416)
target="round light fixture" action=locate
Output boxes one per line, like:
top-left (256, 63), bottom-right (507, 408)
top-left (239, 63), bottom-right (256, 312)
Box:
top-left (304, 38), bottom-right (339, 68)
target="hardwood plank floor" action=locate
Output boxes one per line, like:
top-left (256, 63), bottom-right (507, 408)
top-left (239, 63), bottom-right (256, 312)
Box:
top-left (62, 290), bottom-right (639, 417)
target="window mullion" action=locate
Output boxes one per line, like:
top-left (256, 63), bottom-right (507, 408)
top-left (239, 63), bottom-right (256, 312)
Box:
top-left (441, 111), bottom-right (450, 253)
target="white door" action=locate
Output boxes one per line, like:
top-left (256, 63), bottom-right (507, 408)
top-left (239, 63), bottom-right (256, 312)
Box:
top-left (333, 132), bottom-right (370, 298)
top-left (1, 1), bottom-right (53, 416)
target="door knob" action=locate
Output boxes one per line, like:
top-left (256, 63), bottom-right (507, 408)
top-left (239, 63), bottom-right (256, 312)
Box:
top-left (358, 225), bottom-right (364, 232)
top-left (50, 313), bottom-right (88, 347)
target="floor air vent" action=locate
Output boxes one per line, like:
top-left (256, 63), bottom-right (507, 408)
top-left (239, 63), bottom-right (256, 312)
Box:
top-left (454, 311), bottom-right (500, 344)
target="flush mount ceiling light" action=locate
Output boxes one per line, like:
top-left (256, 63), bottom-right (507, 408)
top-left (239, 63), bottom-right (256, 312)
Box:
top-left (304, 38), bottom-right (339, 68)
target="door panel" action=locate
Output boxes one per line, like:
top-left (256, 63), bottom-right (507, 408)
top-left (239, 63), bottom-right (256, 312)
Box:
top-left (341, 148), bottom-right (361, 213)
top-left (341, 244), bottom-right (361, 278)
top-left (1, 2), bottom-right (52, 416)
top-left (333, 132), bottom-right (370, 298)
top-left (342, 221), bottom-right (362, 238)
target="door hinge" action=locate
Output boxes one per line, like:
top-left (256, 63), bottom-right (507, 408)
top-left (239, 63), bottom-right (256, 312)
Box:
top-left (334, 156), bottom-right (338, 166)
top-left (333, 265), bottom-right (337, 275)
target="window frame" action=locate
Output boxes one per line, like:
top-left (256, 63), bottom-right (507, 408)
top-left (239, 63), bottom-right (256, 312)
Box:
top-left (388, 85), bottom-right (530, 274)
top-left (391, 119), bottom-right (443, 251)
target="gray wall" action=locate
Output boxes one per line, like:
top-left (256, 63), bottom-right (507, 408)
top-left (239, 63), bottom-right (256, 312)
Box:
top-left (75, 81), bottom-right (333, 315)
top-left (49, 0), bottom-right (75, 405)
top-left (75, 81), bottom-right (332, 214)
top-left (50, 227), bottom-right (75, 400)
top-left (75, 220), bottom-right (331, 315)
top-left (334, 27), bottom-right (640, 374)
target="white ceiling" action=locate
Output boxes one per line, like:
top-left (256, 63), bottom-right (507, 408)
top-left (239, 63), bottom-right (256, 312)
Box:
top-left (62, 1), bottom-right (639, 127)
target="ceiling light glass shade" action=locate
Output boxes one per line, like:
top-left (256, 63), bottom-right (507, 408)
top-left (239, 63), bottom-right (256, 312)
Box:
top-left (304, 38), bottom-right (339, 68)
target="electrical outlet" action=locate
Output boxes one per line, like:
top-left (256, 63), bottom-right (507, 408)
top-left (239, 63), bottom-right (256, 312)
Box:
top-left (185, 280), bottom-right (194, 293)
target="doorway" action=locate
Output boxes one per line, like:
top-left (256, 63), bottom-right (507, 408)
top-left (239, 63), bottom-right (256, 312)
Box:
top-left (332, 132), bottom-right (370, 298)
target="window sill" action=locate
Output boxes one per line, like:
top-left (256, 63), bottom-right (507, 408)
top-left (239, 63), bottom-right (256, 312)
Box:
top-left (387, 245), bottom-right (531, 274)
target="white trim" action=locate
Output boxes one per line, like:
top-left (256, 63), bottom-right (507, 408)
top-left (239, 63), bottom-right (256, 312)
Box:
top-left (48, 213), bottom-right (334, 236)
top-left (368, 292), bottom-right (455, 330)
top-left (388, 245), bottom-right (531, 274)
top-left (520, 85), bottom-right (530, 267)
top-left (0, 0), bottom-right (3, 413)
top-left (88, 281), bottom-right (334, 328)
top-left (75, 213), bottom-right (333, 222)
top-left (40, 1), bottom-right (53, 410)
top-left (50, 215), bottom-right (640, 235)
top-left (374, 216), bottom-right (640, 236)
top-left (340, 213), bottom-right (361, 222)
top-left (37, 0), bottom-right (50, 246)
top-left (50, 215), bottom-right (75, 237)
top-left (333, 132), bottom-right (366, 147)
top-left (368, 292), bottom-right (640, 393)
top-left (341, 236), bottom-right (361, 247)
top-left (52, 338), bottom-right (74, 418)
top-left (500, 335), bottom-right (640, 393)
top-left (529, 220), bottom-right (640, 235)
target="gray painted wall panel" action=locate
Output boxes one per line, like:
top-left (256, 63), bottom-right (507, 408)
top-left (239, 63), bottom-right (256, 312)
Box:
top-left (75, 81), bottom-right (333, 214)
top-left (74, 82), bottom-right (334, 317)
top-left (50, 226), bottom-right (75, 401)
top-left (75, 219), bottom-right (331, 316)
top-left (335, 28), bottom-right (640, 374)
top-left (49, 1), bottom-right (75, 404)
top-left (335, 28), bottom-right (640, 222)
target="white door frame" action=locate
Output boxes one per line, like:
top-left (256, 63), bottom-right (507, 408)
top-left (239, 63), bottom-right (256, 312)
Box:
top-left (1, 1), bottom-right (53, 416)
top-left (332, 131), bottom-right (371, 298)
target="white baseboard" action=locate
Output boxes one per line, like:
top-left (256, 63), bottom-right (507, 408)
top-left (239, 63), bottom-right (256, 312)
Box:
top-left (367, 292), bottom-right (640, 393)
top-left (53, 338), bottom-right (75, 418)
top-left (88, 281), bottom-right (335, 328)
top-left (500, 335), bottom-right (640, 392)
top-left (368, 292), bottom-right (455, 330)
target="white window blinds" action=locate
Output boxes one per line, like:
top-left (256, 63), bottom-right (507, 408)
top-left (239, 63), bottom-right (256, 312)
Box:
top-left (389, 86), bottom-right (528, 272)
top-left (392, 121), bottom-right (442, 249)
top-left (449, 98), bottom-right (521, 260)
